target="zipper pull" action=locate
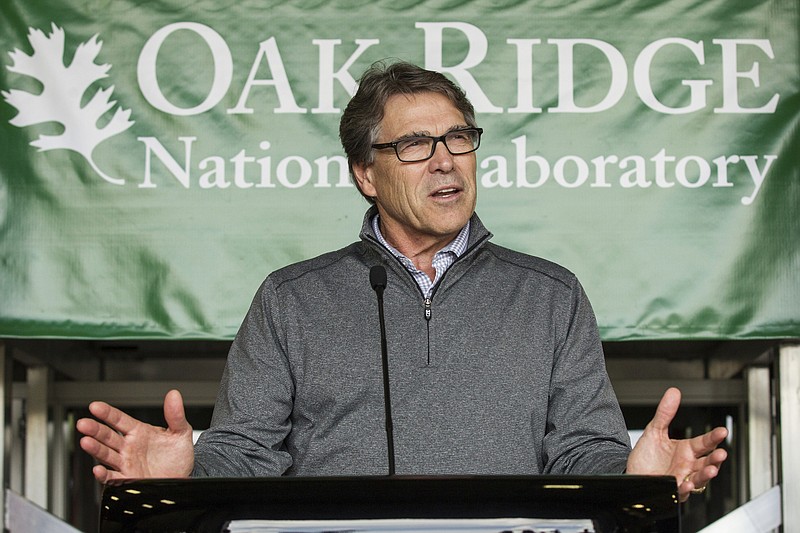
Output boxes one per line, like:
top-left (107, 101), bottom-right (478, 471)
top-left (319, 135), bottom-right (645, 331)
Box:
top-left (424, 297), bottom-right (432, 321)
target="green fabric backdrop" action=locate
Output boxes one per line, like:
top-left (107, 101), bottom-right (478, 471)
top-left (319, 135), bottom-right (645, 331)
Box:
top-left (1, 0), bottom-right (798, 340)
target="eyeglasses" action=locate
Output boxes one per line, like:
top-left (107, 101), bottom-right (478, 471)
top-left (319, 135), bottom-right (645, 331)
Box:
top-left (371, 127), bottom-right (483, 162)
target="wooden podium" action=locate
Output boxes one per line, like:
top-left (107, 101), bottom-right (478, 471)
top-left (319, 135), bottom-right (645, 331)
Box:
top-left (99, 475), bottom-right (679, 533)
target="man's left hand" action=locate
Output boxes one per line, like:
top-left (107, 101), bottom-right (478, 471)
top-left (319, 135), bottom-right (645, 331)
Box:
top-left (626, 387), bottom-right (728, 502)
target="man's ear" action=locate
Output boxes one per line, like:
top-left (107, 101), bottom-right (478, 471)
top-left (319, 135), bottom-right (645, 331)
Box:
top-left (352, 162), bottom-right (378, 198)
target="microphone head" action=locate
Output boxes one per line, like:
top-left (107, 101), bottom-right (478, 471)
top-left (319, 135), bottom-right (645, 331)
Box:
top-left (370, 265), bottom-right (387, 291)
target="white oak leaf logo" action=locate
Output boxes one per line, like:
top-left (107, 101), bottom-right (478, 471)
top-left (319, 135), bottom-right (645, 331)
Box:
top-left (2, 23), bottom-right (134, 185)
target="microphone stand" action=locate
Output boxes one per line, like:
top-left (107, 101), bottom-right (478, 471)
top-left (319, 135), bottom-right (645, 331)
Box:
top-left (370, 265), bottom-right (396, 475)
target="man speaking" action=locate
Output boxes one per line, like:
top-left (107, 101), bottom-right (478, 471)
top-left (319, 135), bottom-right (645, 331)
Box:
top-left (77, 61), bottom-right (727, 501)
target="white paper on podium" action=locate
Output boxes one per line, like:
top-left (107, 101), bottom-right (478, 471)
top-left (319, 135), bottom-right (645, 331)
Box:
top-left (225, 517), bottom-right (595, 533)
top-left (697, 485), bottom-right (781, 533)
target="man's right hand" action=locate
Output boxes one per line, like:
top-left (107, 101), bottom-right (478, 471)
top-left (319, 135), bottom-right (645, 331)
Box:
top-left (76, 389), bottom-right (195, 483)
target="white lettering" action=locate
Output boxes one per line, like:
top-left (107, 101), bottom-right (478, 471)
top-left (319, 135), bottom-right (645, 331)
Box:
top-left (619, 155), bottom-right (649, 188)
top-left (276, 156), bottom-right (312, 188)
top-left (312, 39), bottom-right (380, 113)
top-left (712, 155), bottom-right (738, 187)
top-left (506, 39), bottom-right (543, 113)
top-left (553, 156), bottom-right (589, 188)
top-left (479, 156), bottom-right (511, 188)
top-left (255, 141), bottom-right (275, 188)
top-left (714, 39), bottom-right (779, 113)
top-left (739, 155), bottom-right (777, 205)
top-left (590, 156), bottom-right (618, 188)
top-left (416, 22), bottom-right (502, 113)
top-left (313, 156), bottom-right (351, 188)
top-left (138, 136), bottom-right (196, 188)
top-left (549, 39), bottom-right (627, 113)
top-left (651, 149), bottom-right (676, 188)
top-left (475, 146), bottom-right (775, 205)
top-left (231, 149), bottom-right (255, 188)
top-left (634, 38), bottom-right (713, 114)
top-left (138, 23), bottom-right (233, 116)
top-left (137, 138), bottom-right (351, 189)
top-left (228, 37), bottom-right (306, 114)
top-left (480, 155), bottom-right (513, 189)
top-left (198, 156), bottom-right (229, 188)
top-left (675, 155), bottom-right (711, 188)
top-left (513, 135), bottom-right (549, 187)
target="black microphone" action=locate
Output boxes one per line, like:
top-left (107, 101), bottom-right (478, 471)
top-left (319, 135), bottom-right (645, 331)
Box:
top-left (370, 264), bottom-right (387, 295)
top-left (369, 265), bottom-right (395, 475)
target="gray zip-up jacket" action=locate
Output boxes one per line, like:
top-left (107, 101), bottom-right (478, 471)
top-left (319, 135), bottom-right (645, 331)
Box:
top-left (193, 208), bottom-right (631, 477)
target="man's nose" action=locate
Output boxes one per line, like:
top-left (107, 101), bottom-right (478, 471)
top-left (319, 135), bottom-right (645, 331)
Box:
top-left (427, 139), bottom-right (455, 171)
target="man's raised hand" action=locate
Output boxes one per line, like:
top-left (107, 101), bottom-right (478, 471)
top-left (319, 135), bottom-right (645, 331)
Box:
top-left (76, 389), bottom-right (195, 483)
top-left (626, 387), bottom-right (728, 502)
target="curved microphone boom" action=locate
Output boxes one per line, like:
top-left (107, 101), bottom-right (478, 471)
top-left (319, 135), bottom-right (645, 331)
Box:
top-left (369, 265), bottom-right (395, 475)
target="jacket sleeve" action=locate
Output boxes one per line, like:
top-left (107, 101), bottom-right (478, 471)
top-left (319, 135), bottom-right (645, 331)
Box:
top-left (541, 277), bottom-right (632, 475)
top-left (192, 277), bottom-right (294, 477)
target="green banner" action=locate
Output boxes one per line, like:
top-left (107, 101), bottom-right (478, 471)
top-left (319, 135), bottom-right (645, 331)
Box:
top-left (1, 0), bottom-right (798, 340)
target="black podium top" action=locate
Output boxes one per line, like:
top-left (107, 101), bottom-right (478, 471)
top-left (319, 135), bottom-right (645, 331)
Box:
top-left (99, 475), bottom-right (679, 533)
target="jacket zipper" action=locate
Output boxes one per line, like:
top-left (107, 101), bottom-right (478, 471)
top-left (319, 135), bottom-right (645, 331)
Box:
top-left (365, 232), bottom-right (491, 321)
top-left (367, 230), bottom-right (489, 366)
top-left (365, 232), bottom-right (491, 366)
top-left (423, 232), bottom-right (491, 319)
top-left (366, 237), bottom-right (433, 364)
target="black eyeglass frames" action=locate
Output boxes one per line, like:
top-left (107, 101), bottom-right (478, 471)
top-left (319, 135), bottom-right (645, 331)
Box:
top-left (371, 127), bottom-right (483, 162)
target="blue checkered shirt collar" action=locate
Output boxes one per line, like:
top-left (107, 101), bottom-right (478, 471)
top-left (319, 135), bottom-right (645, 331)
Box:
top-left (371, 214), bottom-right (470, 297)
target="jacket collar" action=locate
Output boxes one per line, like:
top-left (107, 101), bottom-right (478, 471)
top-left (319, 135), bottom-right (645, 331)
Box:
top-left (358, 205), bottom-right (493, 253)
